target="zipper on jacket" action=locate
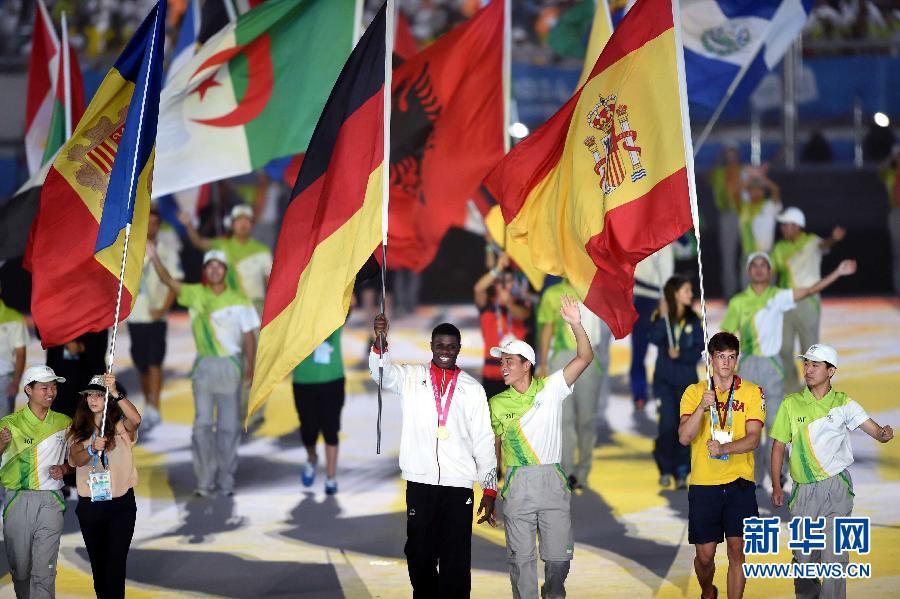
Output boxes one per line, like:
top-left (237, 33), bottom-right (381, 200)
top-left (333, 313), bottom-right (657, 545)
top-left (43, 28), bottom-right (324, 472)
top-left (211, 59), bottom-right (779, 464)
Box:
top-left (435, 436), bottom-right (441, 485)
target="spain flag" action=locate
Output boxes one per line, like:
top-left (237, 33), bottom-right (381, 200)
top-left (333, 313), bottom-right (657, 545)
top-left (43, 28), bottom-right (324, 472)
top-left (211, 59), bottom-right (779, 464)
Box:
top-left (483, 0), bottom-right (695, 339)
top-left (27, 1), bottom-right (166, 348)
top-left (249, 5), bottom-right (386, 415)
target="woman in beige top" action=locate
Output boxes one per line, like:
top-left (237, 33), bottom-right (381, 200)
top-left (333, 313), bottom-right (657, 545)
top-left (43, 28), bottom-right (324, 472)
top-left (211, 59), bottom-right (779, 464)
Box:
top-left (68, 373), bottom-right (140, 599)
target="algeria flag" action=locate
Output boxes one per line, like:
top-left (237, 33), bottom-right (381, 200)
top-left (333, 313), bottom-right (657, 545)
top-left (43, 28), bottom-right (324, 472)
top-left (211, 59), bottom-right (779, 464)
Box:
top-left (153, 0), bottom-right (355, 197)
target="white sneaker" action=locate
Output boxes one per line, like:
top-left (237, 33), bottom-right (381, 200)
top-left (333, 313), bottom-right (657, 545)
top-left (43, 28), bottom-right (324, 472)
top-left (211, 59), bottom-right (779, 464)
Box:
top-left (143, 405), bottom-right (161, 430)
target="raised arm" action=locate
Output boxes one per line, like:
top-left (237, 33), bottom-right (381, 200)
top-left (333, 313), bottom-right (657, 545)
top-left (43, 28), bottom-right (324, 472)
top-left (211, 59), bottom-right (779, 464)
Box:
top-left (146, 242), bottom-right (183, 296)
top-left (368, 313), bottom-right (411, 395)
top-left (102, 373), bottom-right (141, 435)
top-left (559, 296), bottom-right (594, 387)
top-left (679, 388), bottom-right (716, 445)
top-left (177, 211), bottom-right (213, 252)
top-left (819, 226), bottom-right (846, 250)
top-left (793, 259), bottom-right (856, 302)
top-left (474, 254), bottom-right (509, 308)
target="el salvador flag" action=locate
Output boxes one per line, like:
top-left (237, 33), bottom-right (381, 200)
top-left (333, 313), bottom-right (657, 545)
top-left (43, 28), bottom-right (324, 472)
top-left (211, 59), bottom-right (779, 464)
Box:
top-left (682, 0), bottom-right (814, 109)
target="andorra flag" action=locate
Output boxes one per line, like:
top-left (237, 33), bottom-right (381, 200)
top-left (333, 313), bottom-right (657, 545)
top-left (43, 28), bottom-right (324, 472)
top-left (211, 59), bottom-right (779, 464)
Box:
top-left (483, 0), bottom-right (695, 339)
top-left (27, 1), bottom-right (166, 348)
top-left (248, 4), bottom-right (386, 416)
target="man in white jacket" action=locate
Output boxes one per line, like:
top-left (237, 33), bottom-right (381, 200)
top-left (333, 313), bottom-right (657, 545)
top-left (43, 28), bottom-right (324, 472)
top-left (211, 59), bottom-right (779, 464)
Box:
top-left (370, 314), bottom-right (498, 599)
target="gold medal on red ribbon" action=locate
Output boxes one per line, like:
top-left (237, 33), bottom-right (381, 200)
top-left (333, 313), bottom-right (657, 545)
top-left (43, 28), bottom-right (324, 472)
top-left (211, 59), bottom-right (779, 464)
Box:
top-left (436, 425), bottom-right (450, 440)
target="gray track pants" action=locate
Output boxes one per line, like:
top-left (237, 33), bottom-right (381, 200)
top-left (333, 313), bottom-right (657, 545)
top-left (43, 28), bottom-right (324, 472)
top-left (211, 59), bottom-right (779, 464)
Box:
top-left (192, 356), bottom-right (242, 493)
top-left (503, 465), bottom-right (573, 599)
top-left (3, 489), bottom-right (65, 599)
top-left (737, 355), bottom-right (785, 486)
top-left (551, 349), bottom-right (606, 484)
top-left (790, 471), bottom-right (854, 599)
top-left (779, 296), bottom-right (820, 395)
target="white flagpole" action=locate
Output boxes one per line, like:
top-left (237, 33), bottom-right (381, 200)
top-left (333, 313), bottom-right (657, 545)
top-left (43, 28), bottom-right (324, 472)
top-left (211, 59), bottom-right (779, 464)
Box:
top-left (223, 0), bottom-right (238, 24)
top-left (100, 4), bottom-right (162, 442)
top-left (353, 0), bottom-right (365, 46)
top-left (671, 0), bottom-right (715, 426)
top-left (61, 12), bottom-right (72, 140)
top-left (502, 0), bottom-right (511, 154)
top-left (376, 0), bottom-right (395, 455)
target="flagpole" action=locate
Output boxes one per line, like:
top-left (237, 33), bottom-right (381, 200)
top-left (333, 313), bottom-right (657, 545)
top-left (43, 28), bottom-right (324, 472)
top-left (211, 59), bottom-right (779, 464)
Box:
top-left (61, 12), bottom-right (72, 140)
top-left (671, 0), bottom-right (714, 430)
top-left (223, 0), bottom-right (237, 24)
top-left (375, 0), bottom-right (395, 455)
top-left (692, 35), bottom-right (768, 156)
top-left (353, 0), bottom-right (364, 45)
top-left (499, 0), bottom-right (511, 251)
top-left (101, 3), bottom-right (163, 446)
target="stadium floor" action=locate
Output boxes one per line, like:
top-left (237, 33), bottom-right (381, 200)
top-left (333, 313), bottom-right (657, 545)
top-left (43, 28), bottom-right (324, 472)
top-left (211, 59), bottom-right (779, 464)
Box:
top-left (1, 298), bottom-right (898, 598)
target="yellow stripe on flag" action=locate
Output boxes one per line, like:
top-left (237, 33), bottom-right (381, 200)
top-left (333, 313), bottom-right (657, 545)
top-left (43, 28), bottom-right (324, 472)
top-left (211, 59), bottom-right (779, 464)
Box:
top-left (508, 28), bottom-right (684, 298)
top-left (248, 164), bottom-right (384, 418)
top-left (577, 0), bottom-right (614, 89)
top-left (93, 152), bottom-right (153, 301)
top-left (485, 205), bottom-right (545, 291)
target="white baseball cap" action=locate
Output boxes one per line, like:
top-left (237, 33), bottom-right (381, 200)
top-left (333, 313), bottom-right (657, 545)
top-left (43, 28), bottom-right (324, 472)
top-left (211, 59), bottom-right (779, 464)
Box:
top-left (746, 251), bottom-right (771, 269)
top-left (202, 249), bottom-right (228, 267)
top-left (23, 365), bottom-right (66, 387)
top-left (230, 205), bottom-right (254, 221)
top-left (798, 344), bottom-right (839, 367)
top-left (777, 207), bottom-right (806, 228)
top-left (490, 339), bottom-right (536, 365)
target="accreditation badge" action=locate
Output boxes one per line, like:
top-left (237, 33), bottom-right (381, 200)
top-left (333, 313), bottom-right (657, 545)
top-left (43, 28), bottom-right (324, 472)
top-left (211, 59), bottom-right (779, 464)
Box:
top-left (89, 468), bottom-right (112, 502)
top-left (710, 429), bottom-right (733, 461)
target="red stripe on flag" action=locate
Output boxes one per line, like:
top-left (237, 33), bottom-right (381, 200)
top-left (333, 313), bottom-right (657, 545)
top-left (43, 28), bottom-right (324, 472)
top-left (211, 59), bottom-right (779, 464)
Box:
top-left (29, 168), bottom-right (134, 347)
top-left (484, 0), bottom-right (675, 224)
top-left (485, 92), bottom-right (579, 223)
top-left (583, 167), bottom-right (693, 339)
top-left (583, 0), bottom-right (674, 83)
top-left (262, 90), bottom-right (384, 328)
top-left (88, 151), bottom-right (112, 174)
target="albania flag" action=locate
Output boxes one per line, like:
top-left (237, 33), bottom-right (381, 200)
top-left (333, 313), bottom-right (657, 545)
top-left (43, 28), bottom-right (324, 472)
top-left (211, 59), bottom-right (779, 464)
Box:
top-left (388, 0), bottom-right (504, 272)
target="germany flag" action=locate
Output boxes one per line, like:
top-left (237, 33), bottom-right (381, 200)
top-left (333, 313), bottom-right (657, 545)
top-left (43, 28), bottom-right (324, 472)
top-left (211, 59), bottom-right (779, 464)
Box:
top-left (249, 4), bottom-right (386, 415)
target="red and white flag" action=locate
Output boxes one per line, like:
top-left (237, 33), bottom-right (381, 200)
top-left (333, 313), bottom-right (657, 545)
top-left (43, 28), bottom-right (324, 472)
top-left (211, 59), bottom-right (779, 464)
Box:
top-left (23, 0), bottom-right (59, 175)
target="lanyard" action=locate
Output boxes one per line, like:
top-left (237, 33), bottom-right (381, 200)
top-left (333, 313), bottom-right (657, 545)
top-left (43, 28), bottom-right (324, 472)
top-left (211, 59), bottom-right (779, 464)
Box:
top-left (494, 303), bottom-right (513, 340)
top-left (430, 366), bottom-right (460, 427)
top-left (709, 377), bottom-right (735, 432)
top-left (90, 432), bottom-right (109, 470)
top-left (671, 318), bottom-right (684, 351)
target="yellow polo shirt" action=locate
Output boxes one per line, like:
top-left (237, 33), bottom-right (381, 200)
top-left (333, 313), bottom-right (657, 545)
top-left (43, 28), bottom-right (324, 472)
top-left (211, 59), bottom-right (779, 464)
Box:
top-left (680, 376), bottom-right (766, 485)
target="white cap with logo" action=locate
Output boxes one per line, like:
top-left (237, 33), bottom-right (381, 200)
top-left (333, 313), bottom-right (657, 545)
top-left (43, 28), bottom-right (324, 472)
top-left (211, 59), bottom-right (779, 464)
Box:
top-left (490, 338), bottom-right (536, 365)
top-left (23, 365), bottom-right (66, 387)
top-left (202, 249), bottom-right (228, 267)
top-left (746, 251), bottom-right (772, 269)
top-left (797, 344), bottom-right (839, 367)
top-left (777, 207), bottom-right (806, 228)
top-left (230, 205), bottom-right (254, 221)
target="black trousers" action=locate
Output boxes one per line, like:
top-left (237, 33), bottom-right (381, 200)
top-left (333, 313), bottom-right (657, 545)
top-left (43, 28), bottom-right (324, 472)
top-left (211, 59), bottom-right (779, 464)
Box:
top-left (292, 378), bottom-right (345, 446)
top-left (405, 481), bottom-right (474, 599)
top-left (75, 489), bottom-right (137, 599)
